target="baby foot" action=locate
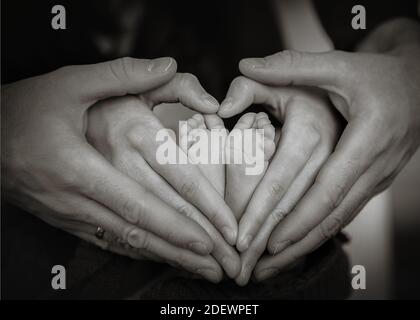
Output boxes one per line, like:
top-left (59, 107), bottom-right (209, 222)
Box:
top-left (180, 113), bottom-right (227, 197)
top-left (225, 112), bottom-right (276, 220)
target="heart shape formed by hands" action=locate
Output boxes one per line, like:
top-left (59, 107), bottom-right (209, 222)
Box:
top-left (5, 32), bottom-right (420, 288)
top-left (86, 45), bottom-right (420, 286)
top-left (87, 68), bottom-right (341, 285)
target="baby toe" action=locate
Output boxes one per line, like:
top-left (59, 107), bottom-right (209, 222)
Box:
top-left (204, 114), bottom-right (225, 130)
top-left (234, 112), bottom-right (256, 130)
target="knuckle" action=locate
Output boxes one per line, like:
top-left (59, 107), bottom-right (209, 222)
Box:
top-left (54, 65), bottom-right (74, 80)
top-left (267, 237), bottom-right (279, 253)
top-left (178, 73), bottom-right (199, 87)
top-left (305, 125), bottom-right (322, 147)
top-left (317, 141), bottom-right (335, 159)
top-left (135, 231), bottom-right (152, 250)
top-left (56, 160), bottom-right (79, 187)
top-left (319, 215), bottom-right (343, 240)
top-left (177, 204), bottom-right (197, 220)
top-left (120, 57), bottom-right (135, 75)
top-left (288, 124), bottom-right (320, 153)
top-left (273, 50), bottom-right (303, 67)
top-left (316, 179), bottom-right (346, 211)
top-left (109, 57), bottom-right (135, 83)
top-left (289, 148), bottom-right (311, 165)
top-left (53, 65), bottom-right (82, 85)
top-left (270, 209), bottom-right (287, 225)
top-left (206, 207), bottom-right (220, 227)
top-left (328, 50), bottom-right (355, 77)
top-left (56, 150), bottom-right (90, 190)
top-left (180, 179), bottom-right (199, 198)
top-left (367, 111), bottom-right (394, 141)
top-left (322, 190), bottom-right (341, 211)
top-left (126, 125), bottom-right (147, 149)
top-left (59, 170), bottom-right (80, 191)
top-left (175, 253), bottom-right (188, 268)
top-left (333, 52), bottom-right (353, 73)
top-left (121, 198), bottom-right (148, 227)
top-left (118, 95), bottom-right (142, 110)
top-left (293, 223), bottom-right (311, 241)
top-left (268, 180), bottom-right (286, 198)
top-left (121, 225), bottom-right (138, 244)
top-left (231, 76), bottom-right (251, 90)
top-left (126, 126), bottom-right (160, 154)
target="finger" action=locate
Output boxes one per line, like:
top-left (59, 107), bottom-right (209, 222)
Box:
top-left (142, 73), bottom-right (219, 113)
top-left (63, 218), bottom-right (164, 263)
top-left (255, 167), bottom-right (381, 282)
top-left (107, 242), bottom-right (164, 263)
top-left (266, 119), bottom-right (381, 255)
top-left (235, 146), bottom-right (331, 285)
top-left (218, 76), bottom-right (276, 118)
top-left (204, 114), bottom-right (226, 130)
top-left (69, 215), bottom-right (222, 283)
top-left (36, 194), bottom-right (165, 263)
top-left (270, 143), bottom-right (333, 219)
top-left (235, 216), bottom-right (278, 286)
top-left (113, 149), bottom-right (240, 278)
top-left (129, 123), bottom-right (238, 245)
top-left (120, 232), bottom-right (223, 283)
top-left (73, 145), bottom-right (214, 255)
top-left (42, 194), bottom-right (158, 260)
top-left (238, 50), bottom-right (355, 89)
top-left (237, 101), bottom-right (320, 252)
top-left (59, 57), bottom-right (177, 104)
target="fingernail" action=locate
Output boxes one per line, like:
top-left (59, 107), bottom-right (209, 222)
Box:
top-left (202, 94), bottom-right (219, 110)
top-left (189, 242), bottom-right (211, 255)
top-left (127, 229), bottom-right (142, 247)
top-left (272, 240), bottom-right (292, 255)
top-left (222, 226), bottom-right (237, 246)
top-left (148, 57), bottom-right (174, 73)
top-left (257, 268), bottom-right (279, 281)
top-left (237, 235), bottom-right (252, 252)
top-left (242, 58), bottom-right (266, 69)
top-left (197, 268), bottom-right (221, 283)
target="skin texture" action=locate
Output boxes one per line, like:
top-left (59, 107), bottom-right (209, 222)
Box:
top-left (225, 112), bottom-right (276, 222)
top-left (219, 80), bottom-right (341, 285)
top-left (1, 57), bottom-right (239, 283)
top-left (3, 17), bottom-right (420, 286)
top-left (180, 113), bottom-right (227, 198)
top-left (223, 18), bottom-right (420, 282)
top-left (87, 88), bottom-right (241, 280)
top-left (177, 111), bottom-right (277, 283)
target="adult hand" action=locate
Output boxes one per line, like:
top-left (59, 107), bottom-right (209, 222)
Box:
top-left (237, 18), bottom-right (420, 281)
top-left (87, 78), bottom-right (241, 278)
top-left (219, 78), bottom-right (341, 285)
top-left (1, 57), bottom-right (236, 283)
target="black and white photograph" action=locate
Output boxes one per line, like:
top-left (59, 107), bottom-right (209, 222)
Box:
top-left (1, 0), bottom-right (420, 304)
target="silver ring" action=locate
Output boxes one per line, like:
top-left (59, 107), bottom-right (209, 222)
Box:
top-left (95, 226), bottom-right (105, 240)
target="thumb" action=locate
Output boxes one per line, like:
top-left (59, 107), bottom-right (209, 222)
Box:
top-left (239, 50), bottom-right (353, 89)
top-left (62, 57), bottom-right (177, 104)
